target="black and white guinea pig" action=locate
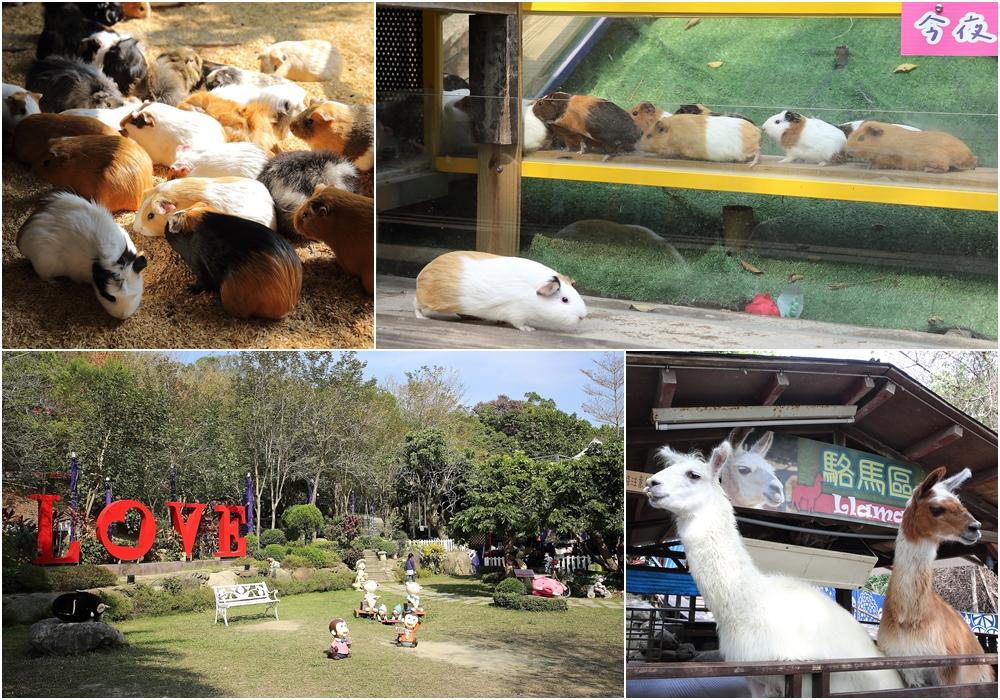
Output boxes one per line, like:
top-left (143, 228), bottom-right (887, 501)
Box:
top-left (762, 110), bottom-right (847, 166)
top-left (36, 3), bottom-right (111, 59)
top-left (74, 2), bottom-right (125, 26)
top-left (26, 55), bottom-right (124, 112)
top-left (257, 151), bottom-right (360, 242)
top-left (102, 36), bottom-right (147, 94)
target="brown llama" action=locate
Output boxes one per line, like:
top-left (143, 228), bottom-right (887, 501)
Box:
top-left (879, 467), bottom-right (995, 687)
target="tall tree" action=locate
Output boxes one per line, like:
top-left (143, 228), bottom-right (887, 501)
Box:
top-left (385, 365), bottom-right (467, 432)
top-left (580, 352), bottom-right (624, 429)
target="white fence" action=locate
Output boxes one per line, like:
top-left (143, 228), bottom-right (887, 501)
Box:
top-left (483, 554), bottom-right (592, 573)
top-left (408, 538), bottom-right (461, 552)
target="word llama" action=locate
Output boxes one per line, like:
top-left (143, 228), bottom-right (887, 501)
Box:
top-left (879, 467), bottom-right (994, 687)
top-left (644, 441), bottom-right (903, 696)
top-left (722, 430), bottom-right (785, 508)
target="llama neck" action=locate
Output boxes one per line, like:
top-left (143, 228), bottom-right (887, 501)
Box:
top-left (675, 499), bottom-right (767, 623)
top-left (887, 532), bottom-right (937, 624)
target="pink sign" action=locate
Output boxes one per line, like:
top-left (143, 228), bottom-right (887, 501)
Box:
top-left (902, 3), bottom-right (999, 56)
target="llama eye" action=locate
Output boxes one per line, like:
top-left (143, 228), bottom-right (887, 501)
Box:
top-left (738, 466), bottom-right (751, 475)
top-left (561, 296), bottom-right (569, 304)
top-left (686, 471), bottom-right (701, 481)
top-left (930, 505), bottom-right (945, 517)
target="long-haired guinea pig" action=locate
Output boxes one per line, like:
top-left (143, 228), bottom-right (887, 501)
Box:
top-left (178, 91), bottom-right (279, 152)
top-left (122, 2), bottom-right (150, 19)
top-left (120, 102), bottom-right (226, 165)
top-left (763, 110), bottom-right (847, 165)
top-left (640, 113), bottom-right (761, 165)
top-left (845, 121), bottom-right (976, 172)
top-left (210, 83), bottom-right (306, 137)
top-left (134, 177), bottom-right (278, 237)
top-left (675, 103), bottom-right (755, 124)
top-left (36, 4), bottom-right (117, 59)
top-left (26, 55), bottom-right (125, 113)
top-left (293, 185), bottom-right (373, 295)
top-left (170, 142), bottom-right (270, 180)
top-left (3, 84), bottom-right (41, 142)
top-left (837, 119), bottom-right (921, 137)
top-left (33, 135), bottom-right (154, 212)
top-left (165, 204), bottom-right (302, 321)
top-left (290, 101), bottom-right (373, 170)
top-left (532, 92), bottom-right (640, 156)
top-left (101, 36), bottom-right (147, 94)
top-left (61, 98), bottom-right (142, 130)
top-left (17, 191), bottom-right (146, 320)
top-left (134, 48), bottom-right (203, 106)
top-left (258, 39), bottom-right (342, 82)
top-left (205, 65), bottom-right (295, 90)
top-left (414, 252), bottom-right (588, 332)
top-left (257, 151), bottom-right (360, 241)
top-left (13, 113), bottom-right (117, 165)
top-left (628, 102), bottom-right (665, 135)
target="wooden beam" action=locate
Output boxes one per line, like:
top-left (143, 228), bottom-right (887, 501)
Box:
top-left (853, 381), bottom-right (897, 421)
top-left (845, 427), bottom-right (909, 463)
top-left (904, 424), bottom-right (964, 461)
top-left (841, 376), bottom-right (875, 405)
top-left (655, 368), bottom-right (677, 409)
top-left (758, 371), bottom-right (789, 406)
top-left (651, 404), bottom-right (856, 426)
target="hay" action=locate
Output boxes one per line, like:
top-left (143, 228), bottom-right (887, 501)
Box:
top-left (2, 2), bottom-right (374, 349)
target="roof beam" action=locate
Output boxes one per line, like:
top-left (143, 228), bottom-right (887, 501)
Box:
top-left (845, 426), bottom-right (909, 462)
top-left (758, 371), bottom-right (789, 406)
top-left (904, 424), bottom-right (964, 461)
top-left (655, 368), bottom-right (678, 409)
top-left (853, 381), bottom-right (897, 421)
top-left (841, 376), bottom-right (876, 405)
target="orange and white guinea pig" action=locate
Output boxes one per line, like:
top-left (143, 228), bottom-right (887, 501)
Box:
top-left (640, 113), bottom-right (761, 165)
top-left (258, 40), bottom-right (342, 82)
top-left (290, 101), bottom-right (373, 171)
top-left (134, 177), bottom-right (277, 237)
top-left (293, 184), bottom-right (373, 295)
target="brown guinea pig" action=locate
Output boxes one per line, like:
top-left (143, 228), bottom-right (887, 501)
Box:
top-left (179, 91), bottom-right (278, 152)
top-left (122, 2), bottom-right (150, 19)
top-left (290, 101), bottom-right (373, 171)
top-left (532, 92), bottom-right (640, 155)
top-left (293, 184), bottom-right (373, 296)
top-left (34, 134), bottom-right (154, 212)
top-left (628, 102), bottom-right (664, 135)
top-left (13, 113), bottom-right (117, 165)
top-left (845, 121), bottom-right (976, 172)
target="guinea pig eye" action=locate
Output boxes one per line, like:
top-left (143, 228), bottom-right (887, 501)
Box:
top-left (930, 505), bottom-right (945, 517)
top-left (857, 135), bottom-right (865, 142)
top-left (737, 466), bottom-right (751, 475)
top-left (561, 296), bottom-right (569, 304)
top-left (42, 159), bottom-right (50, 167)
top-left (686, 471), bottom-right (701, 481)
top-left (304, 117), bottom-right (313, 127)
top-left (147, 212), bottom-right (155, 220)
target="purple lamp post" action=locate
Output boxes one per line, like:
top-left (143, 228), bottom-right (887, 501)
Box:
top-left (104, 477), bottom-right (112, 539)
top-left (69, 452), bottom-right (79, 542)
top-left (245, 472), bottom-right (254, 535)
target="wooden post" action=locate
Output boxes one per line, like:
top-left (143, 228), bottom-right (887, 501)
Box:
top-left (722, 205), bottom-right (754, 253)
top-left (469, 11), bottom-right (521, 256)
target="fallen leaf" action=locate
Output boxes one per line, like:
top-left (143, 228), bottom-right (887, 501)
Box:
top-left (629, 303), bottom-right (656, 313)
top-left (707, 60), bottom-right (724, 69)
top-left (739, 260), bottom-right (763, 274)
top-left (788, 273), bottom-right (804, 282)
top-left (685, 17), bottom-right (701, 30)
top-left (894, 63), bottom-right (918, 73)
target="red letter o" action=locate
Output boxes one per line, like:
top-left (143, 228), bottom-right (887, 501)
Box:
top-left (96, 500), bottom-right (156, 561)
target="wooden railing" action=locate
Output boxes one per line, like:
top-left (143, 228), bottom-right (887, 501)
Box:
top-left (629, 654), bottom-right (998, 697)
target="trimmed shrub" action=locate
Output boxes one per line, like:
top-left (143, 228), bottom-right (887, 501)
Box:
top-left (494, 577), bottom-right (526, 595)
top-left (260, 529), bottom-right (286, 547)
top-left (245, 534), bottom-right (260, 557)
top-left (311, 538), bottom-right (338, 550)
top-left (480, 569), bottom-right (504, 586)
top-left (494, 592), bottom-right (568, 611)
top-left (281, 554), bottom-right (310, 569)
top-left (159, 576), bottom-right (185, 595)
top-left (13, 564), bottom-right (118, 592)
top-left (97, 590), bottom-right (133, 621)
top-left (11, 565), bottom-right (48, 593)
top-left (290, 546), bottom-right (340, 569)
top-left (263, 543), bottom-right (287, 561)
top-left (282, 504), bottom-right (324, 543)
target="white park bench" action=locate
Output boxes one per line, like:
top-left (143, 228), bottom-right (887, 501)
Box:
top-left (213, 582), bottom-right (280, 626)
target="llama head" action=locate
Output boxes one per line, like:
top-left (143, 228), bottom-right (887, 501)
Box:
top-left (901, 467), bottom-right (980, 546)
top-left (645, 441), bottom-right (732, 516)
top-left (721, 431), bottom-right (785, 508)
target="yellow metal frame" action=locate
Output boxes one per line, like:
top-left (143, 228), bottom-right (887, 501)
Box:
top-left (522, 2), bottom-right (903, 17)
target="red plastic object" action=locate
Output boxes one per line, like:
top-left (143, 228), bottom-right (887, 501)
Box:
top-left (745, 293), bottom-right (780, 316)
top-left (530, 575), bottom-right (568, 597)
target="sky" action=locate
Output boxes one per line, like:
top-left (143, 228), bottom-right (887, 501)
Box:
top-left (169, 350), bottom-right (613, 422)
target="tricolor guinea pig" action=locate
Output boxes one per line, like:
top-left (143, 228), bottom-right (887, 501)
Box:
top-left (101, 36), bottom-right (147, 94)
top-left (134, 177), bottom-right (278, 237)
top-left (165, 204), bottom-right (302, 321)
top-left (290, 101), bottom-right (374, 171)
top-left (17, 191), bottom-right (147, 320)
top-left (209, 83), bottom-right (306, 137)
top-left (640, 113), bottom-right (761, 165)
top-left (178, 91), bottom-right (279, 153)
top-left (170, 142), bottom-right (270, 180)
top-left (36, 3), bottom-right (115, 60)
top-left (532, 92), bottom-right (640, 156)
top-left (13, 113), bottom-right (117, 165)
top-left (845, 121), bottom-right (976, 172)
top-left (627, 102), bottom-right (665, 135)
top-left (77, 2), bottom-right (126, 26)
top-left (135, 48), bottom-right (203, 106)
top-left (34, 134), bottom-right (154, 212)
top-left (120, 102), bottom-right (226, 165)
top-left (522, 98), bottom-right (552, 154)
top-left (205, 65), bottom-right (296, 89)
top-left (258, 151), bottom-right (360, 241)
top-left (76, 30), bottom-right (122, 69)
top-left (837, 119), bottom-right (921, 137)
top-left (26, 55), bottom-right (125, 112)
top-left (258, 39), bottom-right (342, 82)
top-left (763, 110), bottom-right (847, 165)
top-left (414, 252), bottom-right (588, 332)
top-left (293, 184), bottom-right (373, 295)
top-left (3, 84), bottom-right (41, 142)
top-left (122, 2), bottom-right (150, 19)
top-left (61, 98), bottom-right (143, 130)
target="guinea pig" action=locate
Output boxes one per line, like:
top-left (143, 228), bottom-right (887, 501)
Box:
top-left (210, 83), bottom-right (306, 136)
top-left (13, 113), bottom-right (117, 165)
top-left (164, 203), bottom-right (302, 321)
top-left (628, 101), bottom-right (665, 135)
top-left (522, 98), bottom-right (552, 154)
top-left (53, 591), bottom-right (108, 623)
top-left (441, 88), bottom-right (475, 154)
top-left (76, 30), bottom-right (122, 68)
top-left (170, 142), bottom-right (270, 180)
top-left (532, 92), bottom-right (640, 156)
top-left (205, 65), bottom-right (296, 89)
top-left (119, 102), bottom-right (226, 165)
top-left (122, 2), bottom-right (150, 19)
top-left (845, 121), bottom-right (976, 172)
top-left (134, 48), bottom-right (202, 106)
top-left (61, 97), bottom-right (143, 130)
top-left (293, 184), bottom-right (374, 295)
top-left (640, 113), bottom-right (761, 165)
top-left (76, 2), bottom-right (126, 26)
top-left (178, 91), bottom-right (279, 152)
top-left (258, 39), bottom-right (342, 82)
top-left (3, 84), bottom-right (41, 142)
top-left (415, 252), bottom-right (588, 332)
top-left (837, 119), bottom-right (921, 137)
top-left (17, 191), bottom-right (146, 320)
top-left (101, 36), bottom-right (147, 94)
top-left (763, 110), bottom-right (847, 165)
top-left (36, 4), bottom-right (113, 59)
top-left (258, 151), bottom-right (360, 241)
top-left (289, 101), bottom-right (373, 170)
top-left (443, 73), bottom-right (469, 91)
top-left (34, 134), bottom-right (154, 212)
top-left (26, 55), bottom-right (125, 112)
top-left (134, 177), bottom-right (278, 237)
top-left (675, 103), bottom-right (755, 124)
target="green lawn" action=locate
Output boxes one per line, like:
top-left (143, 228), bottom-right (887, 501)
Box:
top-left (2, 575), bottom-right (623, 698)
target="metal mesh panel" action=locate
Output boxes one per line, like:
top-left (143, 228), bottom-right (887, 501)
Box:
top-left (376, 6), bottom-right (423, 93)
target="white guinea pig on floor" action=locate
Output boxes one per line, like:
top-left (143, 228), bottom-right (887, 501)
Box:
top-left (134, 177), bottom-right (277, 237)
top-left (415, 251), bottom-right (588, 332)
top-left (169, 142), bottom-right (269, 179)
top-left (3, 84), bottom-right (41, 141)
top-left (763, 110), bottom-right (847, 165)
top-left (119, 102), bottom-right (226, 165)
top-left (258, 39), bottom-right (342, 82)
top-left (61, 97), bottom-right (142, 130)
top-left (16, 191), bottom-right (147, 319)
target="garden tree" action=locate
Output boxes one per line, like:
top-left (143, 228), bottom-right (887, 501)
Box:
top-left (580, 352), bottom-right (624, 429)
top-left (473, 393), bottom-right (596, 459)
top-left (897, 351), bottom-right (998, 430)
top-left (282, 504), bottom-right (324, 542)
top-left (395, 429), bottom-right (470, 538)
top-left (385, 365), bottom-right (467, 432)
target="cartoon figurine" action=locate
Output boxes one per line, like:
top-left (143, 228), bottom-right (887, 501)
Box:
top-left (352, 560), bottom-right (368, 590)
top-left (360, 580), bottom-right (379, 612)
top-left (326, 618), bottom-right (351, 660)
top-left (404, 580), bottom-right (424, 614)
top-left (375, 603), bottom-right (389, 622)
top-left (395, 612), bottom-right (420, 648)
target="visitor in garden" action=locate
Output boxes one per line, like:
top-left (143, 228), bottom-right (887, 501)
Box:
top-left (405, 554), bottom-right (417, 582)
top-left (469, 549), bottom-right (480, 574)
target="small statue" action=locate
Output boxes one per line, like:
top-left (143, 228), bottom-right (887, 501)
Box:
top-left (395, 612), bottom-right (420, 648)
top-left (325, 618), bottom-right (351, 660)
top-left (592, 574), bottom-right (609, 598)
top-left (352, 560), bottom-right (368, 590)
top-left (404, 580), bottom-right (423, 614)
top-left (392, 603), bottom-right (404, 621)
top-left (360, 580), bottom-right (379, 612)
top-left (375, 603), bottom-right (389, 623)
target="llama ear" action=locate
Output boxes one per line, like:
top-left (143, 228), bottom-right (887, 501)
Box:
top-left (914, 466), bottom-right (947, 500)
top-left (940, 467), bottom-right (972, 493)
top-left (726, 427), bottom-right (747, 451)
top-left (656, 445), bottom-right (684, 467)
top-left (709, 441), bottom-right (733, 477)
top-left (751, 431), bottom-right (774, 456)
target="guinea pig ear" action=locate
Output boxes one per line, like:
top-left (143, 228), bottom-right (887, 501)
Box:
top-left (867, 125), bottom-right (884, 137)
top-left (315, 108), bottom-right (336, 122)
top-left (132, 254), bottom-right (148, 273)
top-left (311, 183), bottom-right (326, 196)
top-left (785, 111), bottom-right (803, 123)
top-left (29, 92), bottom-right (43, 104)
top-left (153, 199), bottom-right (176, 215)
top-left (536, 275), bottom-right (561, 297)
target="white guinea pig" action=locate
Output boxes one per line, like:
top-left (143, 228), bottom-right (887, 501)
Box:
top-left (206, 65), bottom-right (297, 89)
top-left (3, 84), bottom-right (41, 141)
top-left (837, 119), bottom-right (921, 137)
top-left (119, 102), bottom-right (226, 165)
top-left (134, 177), bottom-right (278, 237)
top-left (415, 251), bottom-right (588, 332)
top-left (258, 39), bottom-right (342, 82)
top-left (16, 191), bottom-right (147, 319)
top-left (762, 110), bottom-right (847, 165)
top-left (61, 97), bottom-right (142, 129)
top-left (169, 142), bottom-right (269, 179)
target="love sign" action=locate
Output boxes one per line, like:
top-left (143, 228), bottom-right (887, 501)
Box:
top-left (902, 2), bottom-right (999, 56)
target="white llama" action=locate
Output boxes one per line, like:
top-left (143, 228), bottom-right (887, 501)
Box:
top-left (644, 441), bottom-right (903, 697)
top-left (722, 430), bottom-right (785, 508)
